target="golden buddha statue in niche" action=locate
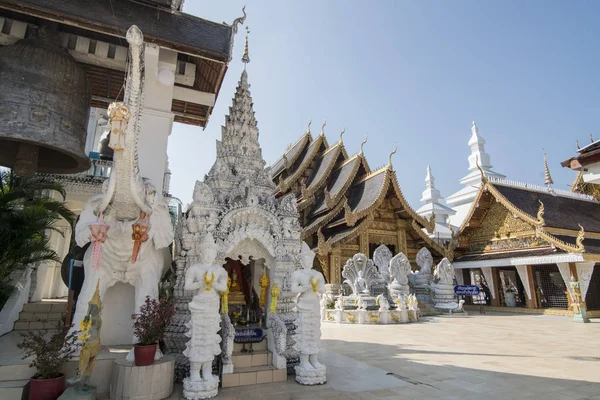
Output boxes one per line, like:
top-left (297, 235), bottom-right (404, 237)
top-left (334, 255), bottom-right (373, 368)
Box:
top-left (228, 270), bottom-right (246, 305)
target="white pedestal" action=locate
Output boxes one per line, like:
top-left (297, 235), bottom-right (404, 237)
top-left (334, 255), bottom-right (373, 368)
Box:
top-left (400, 310), bottom-right (409, 323)
top-left (357, 310), bottom-right (368, 324)
top-left (109, 355), bottom-right (174, 400)
top-left (379, 311), bottom-right (391, 324)
top-left (295, 365), bottom-right (326, 386)
top-left (333, 310), bottom-right (343, 323)
top-left (183, 377), bottom-right (219, 400)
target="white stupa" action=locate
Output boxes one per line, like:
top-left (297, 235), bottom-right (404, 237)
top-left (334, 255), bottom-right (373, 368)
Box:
top-left (446, 121), bottom-right (505, 227)
top-left (416, 166), bottom-right (456, 242)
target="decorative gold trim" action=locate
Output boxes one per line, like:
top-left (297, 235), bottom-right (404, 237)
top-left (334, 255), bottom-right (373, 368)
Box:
top-left (537, 200), bottom-right (545, 226)
top-left (536, 227), bottom-right (585, 253)
top-left (486, 182), bottom-right (544, 227)
top-left (348, 169), bottom-right (391, 222)
top-left (324, 187), bottom-right (334, 209)
top-left (389, 170), bottom-right (435, 233)
top-left (329, 214), bottom-right (375, 248)
top-left (344, 202), bottom-right (358, 227)
top-left (272, 132), bottom-right (311, 177)
top-left (457, 184), bottom-right (488, 236)
top-left (300, 181), bottom-right (308, 199)
top-left (317, 229), bottom-right (333, 256)
top-left (411, 219), bottom-right (448, 257)
top-left (298, 143), bottom-right (344, 206)
top-left (544, 226), bottom-right (600, 239)
top-left (303, 197), bottom-right (348, 238)
top-left (281, 135), bottom-right (324, 191)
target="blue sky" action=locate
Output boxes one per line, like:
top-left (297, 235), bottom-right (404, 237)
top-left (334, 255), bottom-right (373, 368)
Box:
top-left (167, 1), bottom-right (600, 208)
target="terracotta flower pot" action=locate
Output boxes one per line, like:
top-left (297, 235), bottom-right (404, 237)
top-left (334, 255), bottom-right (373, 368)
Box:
top-left (29, 374), bottom-right (65, 400)
top-left (134, 344), bottom-right (157, 366)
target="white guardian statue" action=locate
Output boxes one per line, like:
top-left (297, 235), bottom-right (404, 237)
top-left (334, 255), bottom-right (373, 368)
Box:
top-left (71, 26), bottom-right (174, 351)
top-left (183, 233), bottom-right (228, 400)
top-left (291, 242), bottom-right (327, 385)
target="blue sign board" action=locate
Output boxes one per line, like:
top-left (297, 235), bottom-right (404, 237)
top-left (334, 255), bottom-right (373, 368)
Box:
top-left (234, 327), bottom-right (265, 343)
top-left (454, 285), bottom-right (481, 296)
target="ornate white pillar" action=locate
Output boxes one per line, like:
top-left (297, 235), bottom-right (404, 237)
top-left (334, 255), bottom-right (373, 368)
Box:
top-left (137, 43), bottom-right (176, 192)
top-left (575, 262), bottom-right (596, 301)
top-left (480, 267), bottom-right (496, 299)
top-left (515, 265), bottom-right (532, 300)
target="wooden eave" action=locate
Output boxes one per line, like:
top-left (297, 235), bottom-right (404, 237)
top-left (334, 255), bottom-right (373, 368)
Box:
top-left (297, 142), bottom-right (345, 209)
top-left (0, 1), bottom-right (232, 62)
top-left (280, 136), bottom-right (325, 192)
top-left (272, 132), bottom-right (311, 180)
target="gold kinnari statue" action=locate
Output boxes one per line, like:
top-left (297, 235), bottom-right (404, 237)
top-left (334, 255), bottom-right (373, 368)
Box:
top-left (75, 280), bottom-right (102, 390)
top-left (259, 270), bottom-right (270, 307)
top-left (270, 283), bottom-right (280, 314)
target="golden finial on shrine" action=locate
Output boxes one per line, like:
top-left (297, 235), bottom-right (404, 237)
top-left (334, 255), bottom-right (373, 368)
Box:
top-left (320, 120), bottom-right (327, 137)
top-left (338, 126), bottom-right (345, 141)
top-left (387, 142), bottom-right (397, 168)
top-left (360, 135), bottom-right (368, 154)
top-left (242, 26), bottom-right (250, 66)
top-left (544, 153), bottom-right (554, 187)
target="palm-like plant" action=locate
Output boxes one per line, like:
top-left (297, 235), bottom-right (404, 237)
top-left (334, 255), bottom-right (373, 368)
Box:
top-left (0, 169), bottom-right (75, 308)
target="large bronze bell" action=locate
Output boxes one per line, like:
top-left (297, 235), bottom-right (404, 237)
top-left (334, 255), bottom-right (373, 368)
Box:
top-left (0, 22), bottom-right (91, 176)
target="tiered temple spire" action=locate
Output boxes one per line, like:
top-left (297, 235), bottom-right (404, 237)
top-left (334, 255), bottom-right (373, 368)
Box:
top-left (204, 29), bottom-right (273, 198)
top-left (416, 166), bottom-right (456, 242)
top-left (544, 153), bottom-right (554, 188)
top-left (446, 121), bottom-right (505, 227)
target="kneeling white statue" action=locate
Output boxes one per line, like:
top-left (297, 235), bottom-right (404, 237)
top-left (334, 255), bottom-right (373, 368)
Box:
top-left (183, 233), bottom-right (228, 400)
top-left (291, 242), bottom-right (327, 385)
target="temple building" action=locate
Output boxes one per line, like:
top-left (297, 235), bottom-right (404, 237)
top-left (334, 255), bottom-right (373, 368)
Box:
top-left (270, 130), bottom-right (449, 284)
top-left (446, 121), bottom-right (505, 227)
top-left (416, 166), bottom-right (456, 243)
top-left (0, 0), bottom-right (244, 332)
top-left (562, 136), bottom-right (600, 199)
top-left (450, 161), bottom-right (600, 317)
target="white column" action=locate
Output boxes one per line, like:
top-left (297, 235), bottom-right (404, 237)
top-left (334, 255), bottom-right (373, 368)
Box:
top-left (557, 262), bottom-right (574, 301)
top-left (515, 265), bottom-right (532, 300)
top-left (480, 267), bottom-right (495, 299)
top-left (575, 262), bottom-right (596, 301)
top-left (137, 43), bottom-right (177, 192)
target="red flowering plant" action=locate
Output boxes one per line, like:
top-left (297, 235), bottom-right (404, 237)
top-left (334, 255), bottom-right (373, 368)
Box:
top-left (131, 296), bottom-right (175, 346)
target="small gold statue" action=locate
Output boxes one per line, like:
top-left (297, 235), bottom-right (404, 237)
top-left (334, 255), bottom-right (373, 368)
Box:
top-left (259, 270), bottom-right (270, 307)
top-left (228, 270), bottom-right (246, 305)
top-left (270, 284), bottom-right (280, 314)
top-left (74, 280), bottom-right (102, 390)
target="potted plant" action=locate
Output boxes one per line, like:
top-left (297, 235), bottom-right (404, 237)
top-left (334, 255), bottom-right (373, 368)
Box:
top-left (131, 295), bottom-right (174, 366)
top-left (17, 319), bottom-right (79, 400)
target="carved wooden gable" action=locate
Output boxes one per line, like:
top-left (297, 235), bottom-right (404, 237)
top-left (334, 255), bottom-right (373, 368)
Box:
top-left (463, 200), bottom-right (548, 254)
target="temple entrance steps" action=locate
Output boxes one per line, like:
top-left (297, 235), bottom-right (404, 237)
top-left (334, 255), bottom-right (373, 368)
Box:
top-left (222, 341), bottom-right (287, 387)
top-left (12, 300), bottom-right (67, 332)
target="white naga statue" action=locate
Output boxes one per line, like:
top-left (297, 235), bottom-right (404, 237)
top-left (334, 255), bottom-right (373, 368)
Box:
top-left (432, 258), bottom-right (460, 311)
top-left (342, 253), bottom-right (378, 296)
top-left (72, 26), bottom-right (173, 351)
top-left (291, 242), bottom-right (327, 385)
top-left (388, 252), bottom-right (412, 298)
top-left (408, 248), bottom-right (434, 303)
top-left (183, 233), bottom-right (228, 399)
top-left (376, 294), bottom-right (390, 311)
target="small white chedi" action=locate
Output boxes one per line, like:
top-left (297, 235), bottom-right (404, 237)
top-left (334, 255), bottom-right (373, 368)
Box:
top-left (182, 233), bottom-right (228, 400)
top-left (291, 242), bottom-right (327, 385)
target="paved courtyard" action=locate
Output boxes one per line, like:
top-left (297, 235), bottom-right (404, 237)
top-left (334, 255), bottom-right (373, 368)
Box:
top-left (194, 313), bottom-right (600, 400)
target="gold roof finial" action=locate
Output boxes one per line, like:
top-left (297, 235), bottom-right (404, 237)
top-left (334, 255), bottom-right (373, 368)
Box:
top-left (576, 139), bottom-right (580, 150)
top-left (591, 133), bottom-right (595, 143)
top-left (338, 126), bottom-right (345, 141)
top-left (241, 26), bottom-right (250, 67)
top-left (544, 152), bottom-right (554, 187)
top-left (388, 142), bottom-right (397, 169)
top-left (306, 118), bottom-right (312, 135)
top-left (360, 135), bottom-right (368, 154)
top-left (320, 120), bottom-right (326, 137)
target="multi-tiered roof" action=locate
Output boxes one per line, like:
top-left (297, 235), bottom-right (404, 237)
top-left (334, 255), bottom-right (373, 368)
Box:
top-left (271, 126), bottom-right (448, 260)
